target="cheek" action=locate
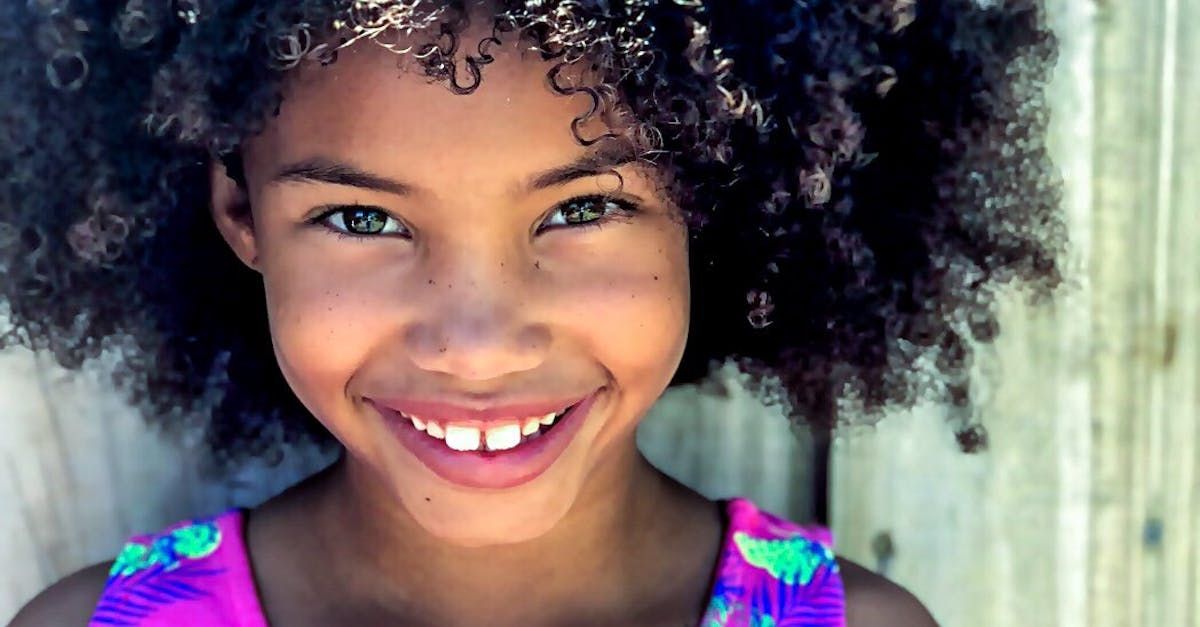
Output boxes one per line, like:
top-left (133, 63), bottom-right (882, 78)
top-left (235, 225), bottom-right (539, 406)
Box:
top-left (260, 253), bottom-right (384, 421)
top-left (554, 234), bottom-right (690, 389)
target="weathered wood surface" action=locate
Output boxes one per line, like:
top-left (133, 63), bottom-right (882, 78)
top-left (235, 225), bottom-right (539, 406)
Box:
top-left (831, 1), bottom-right (1199, 626)
top-left (0, 347), bottom-right (331, 621)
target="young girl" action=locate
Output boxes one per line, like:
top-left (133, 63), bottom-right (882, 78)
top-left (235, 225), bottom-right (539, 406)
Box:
top-left (4, 0), bottom-right (1063, 625)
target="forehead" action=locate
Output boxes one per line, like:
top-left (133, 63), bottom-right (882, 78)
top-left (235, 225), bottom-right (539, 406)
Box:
top-left (244, 32), bottom-right (616, 192)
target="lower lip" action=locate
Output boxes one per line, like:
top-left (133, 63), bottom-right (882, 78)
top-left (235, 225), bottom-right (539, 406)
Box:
top-left (371, 388), bottom-right (602, 490)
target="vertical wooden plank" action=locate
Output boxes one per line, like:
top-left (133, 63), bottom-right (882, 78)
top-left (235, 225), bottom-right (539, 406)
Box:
top-left (1180, 0), bottom-right (1200, 620)
top-left (1046, 1), bottom-right (1097, 622)
top-left (1158, 0), bottom-right (1199, 622)
top-left (1088, 0), bottom-right (1194, 624)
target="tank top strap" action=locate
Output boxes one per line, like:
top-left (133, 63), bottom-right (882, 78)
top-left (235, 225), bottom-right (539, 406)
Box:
top-left (701, 497), bottom-right (846, 626)
top-left (88, 508), bottom-right (267, 627)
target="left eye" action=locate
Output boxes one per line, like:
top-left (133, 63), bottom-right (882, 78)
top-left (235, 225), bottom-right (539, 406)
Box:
top-left (310, 205), bottom-right (408, 238)
top-left (539, 195), bottom-right (637, 232)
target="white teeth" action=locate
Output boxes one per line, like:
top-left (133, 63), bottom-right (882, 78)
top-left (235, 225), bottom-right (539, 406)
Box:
top-left (402, 406), bottom-right (574, 452)
top-left (444, 424), bottom-right (481, 451)
top-left (485, 423), bottom-right (522, 451)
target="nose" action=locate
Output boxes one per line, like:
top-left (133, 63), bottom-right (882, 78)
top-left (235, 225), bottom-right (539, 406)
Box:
top-left (405, 247), bottom-right (550, 381)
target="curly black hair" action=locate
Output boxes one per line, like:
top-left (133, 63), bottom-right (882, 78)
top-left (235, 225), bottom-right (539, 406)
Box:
top-left (0, 0), bottom-right (1064, 473)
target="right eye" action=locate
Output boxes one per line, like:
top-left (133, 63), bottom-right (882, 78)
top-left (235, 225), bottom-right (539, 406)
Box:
top-left (307, 204), bottom-right (410, 240)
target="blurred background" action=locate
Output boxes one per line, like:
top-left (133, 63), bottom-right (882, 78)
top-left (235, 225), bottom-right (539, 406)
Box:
top-left (2, 0), bottom-right (1197, 625)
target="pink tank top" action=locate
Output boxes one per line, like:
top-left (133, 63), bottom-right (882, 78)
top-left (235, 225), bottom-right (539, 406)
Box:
top-left (89, 497), bottom-right (845, 626)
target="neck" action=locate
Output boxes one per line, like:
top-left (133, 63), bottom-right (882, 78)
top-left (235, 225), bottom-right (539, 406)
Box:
top-left (307, 440), bottom-right (710, 624)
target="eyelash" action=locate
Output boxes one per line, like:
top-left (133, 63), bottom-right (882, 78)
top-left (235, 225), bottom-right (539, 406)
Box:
top-left (305, 194), bottom-right (640, 242)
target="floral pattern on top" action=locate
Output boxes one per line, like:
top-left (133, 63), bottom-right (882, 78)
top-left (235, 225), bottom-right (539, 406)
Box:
top-left (700, 500), bottom-right (844, 626)
top-left (107, 521), bottom-right (222, 578)
top-left (89, 499), bottom-right (842, 626)
top-left (91, 517), bottom-right (235, 627)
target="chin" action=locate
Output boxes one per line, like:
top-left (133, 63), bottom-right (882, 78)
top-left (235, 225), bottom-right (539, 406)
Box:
top-left (401, 483), bottom-right (579, 547)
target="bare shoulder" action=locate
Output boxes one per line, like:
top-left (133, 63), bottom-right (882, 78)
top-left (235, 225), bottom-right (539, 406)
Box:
top-left (837, 557), bottom-right (939, 627)
top-left (7, 561), bottom-right (111, 627)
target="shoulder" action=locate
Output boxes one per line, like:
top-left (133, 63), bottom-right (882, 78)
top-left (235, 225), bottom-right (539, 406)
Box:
top-left (8, 561), bottom-right (111, 627)
top-left (837, 556), bottom-right (939, 627)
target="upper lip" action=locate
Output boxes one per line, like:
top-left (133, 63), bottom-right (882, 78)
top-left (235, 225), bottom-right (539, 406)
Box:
top-left (367, 389), bottom-right (596, 424)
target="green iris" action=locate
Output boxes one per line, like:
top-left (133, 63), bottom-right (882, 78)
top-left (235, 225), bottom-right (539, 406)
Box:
top-left (560, 198), bottom-right (609, 225)
top-left (346, 208), bottom-right (388, 234)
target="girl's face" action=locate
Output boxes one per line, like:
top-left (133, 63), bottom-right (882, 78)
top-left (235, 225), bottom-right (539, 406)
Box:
top-left (210, 33), bottom-right (690, 545)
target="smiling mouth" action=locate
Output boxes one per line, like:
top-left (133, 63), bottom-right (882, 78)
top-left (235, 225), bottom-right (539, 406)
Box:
top-left (394, 401), bottom-right (580, 453)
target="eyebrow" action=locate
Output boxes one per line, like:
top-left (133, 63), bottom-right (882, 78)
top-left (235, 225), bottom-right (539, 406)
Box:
top-left (524, 140), bottom-right (641, 192)
top-left (269, 140), bottom-right (643, 197)
top-left (271, 157), bottom-right (414, 196)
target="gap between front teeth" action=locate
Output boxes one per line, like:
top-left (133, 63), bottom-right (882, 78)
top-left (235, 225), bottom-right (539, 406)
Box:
top-left (403, 411), bottom-right (562, 452)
